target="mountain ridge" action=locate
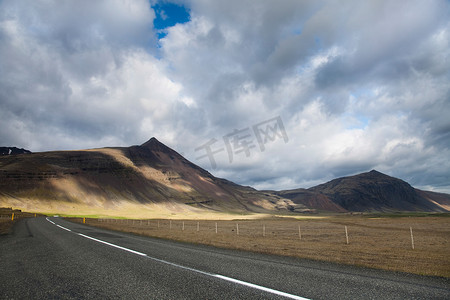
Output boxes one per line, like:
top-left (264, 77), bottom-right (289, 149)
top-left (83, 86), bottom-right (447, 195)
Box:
top-left (0, 138), bottom-right (448, 215)
top-left (276, 170), bottom-right (449, 212)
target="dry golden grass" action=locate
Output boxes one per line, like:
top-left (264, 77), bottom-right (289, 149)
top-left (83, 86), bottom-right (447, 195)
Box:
top-left (68, 215), bottom-right (450, 278)
top-left (0, 197), bottom-right (288, 220)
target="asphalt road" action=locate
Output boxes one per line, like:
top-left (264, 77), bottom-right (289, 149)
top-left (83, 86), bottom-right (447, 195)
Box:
top-left (1, 217), bottom-right (449, 299)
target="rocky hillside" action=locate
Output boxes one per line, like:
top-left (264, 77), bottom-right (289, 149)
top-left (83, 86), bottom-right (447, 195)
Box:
top-left (0, 138), bottom-right (305, 214)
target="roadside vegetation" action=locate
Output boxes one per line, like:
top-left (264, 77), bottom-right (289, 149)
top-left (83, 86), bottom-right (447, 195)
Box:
top-left (0, 207), bottom-right (41, 235)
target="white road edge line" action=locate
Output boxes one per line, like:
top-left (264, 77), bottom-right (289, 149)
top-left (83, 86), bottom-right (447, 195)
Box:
top-left (47, 217), bottom-right (310, 300)
top-left (77, 233), bottom-right (147, 257)
top-left (214, 275), bottom-right (309, 300)
top-left (141, 254), bottom-right (308, 300)
top-left (56, 224), bottom-right (72, 232)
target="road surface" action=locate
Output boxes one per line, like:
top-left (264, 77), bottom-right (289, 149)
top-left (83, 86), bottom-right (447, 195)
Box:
top-left (1, 217), bottom-right (449, 299)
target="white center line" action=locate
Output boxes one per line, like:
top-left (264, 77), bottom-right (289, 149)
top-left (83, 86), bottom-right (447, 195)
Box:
top-left (47, 217), bottom-right (310, 300)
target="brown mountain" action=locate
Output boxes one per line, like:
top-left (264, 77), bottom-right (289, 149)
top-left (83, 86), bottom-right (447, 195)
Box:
top-left (277, 170), bottom-right (449, 213)
top-left (0, 147), bottom-right (31, 156)
top-left (1, 139), bottom-right (447, 215)
top-left (0, 138), bottom-right (305, 216)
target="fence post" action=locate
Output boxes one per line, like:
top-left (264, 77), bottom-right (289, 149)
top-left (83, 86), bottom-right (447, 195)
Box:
top-left (11, 213), bottom-right (14, 221)
top-left (215, 222), bottom-right (218, 234)
top-left (345, 226), bottom-right (349, 245)
top-left (182, 221), bottom-right (185, 231)
top-left (236, 223), bottom-right (239, 235)
top-left (263, 224), bottom-right (266, 237)
top-left (410, 226), bottom-right (415, 250)
top-left (298, 224), bottom-right (301, 240)
top-left (197, 222), bottom-right (199, 232)
top-left (83, 217), bottom-right (85, 224)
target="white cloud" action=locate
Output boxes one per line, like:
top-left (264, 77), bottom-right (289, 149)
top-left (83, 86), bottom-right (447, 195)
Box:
top-left (1, 0), bottom-right (449, 193)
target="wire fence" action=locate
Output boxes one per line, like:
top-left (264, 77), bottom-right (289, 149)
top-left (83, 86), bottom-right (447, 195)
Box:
top-left (85, 217), bottom-right (450, 251)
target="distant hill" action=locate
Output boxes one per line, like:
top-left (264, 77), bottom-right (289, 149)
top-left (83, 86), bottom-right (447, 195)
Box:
top-left (0, 147), bottom-right (31, 156)
top-left (275, 188), bottom-right (347, 212)
top-left (0, 138), bottom-right (305, 215)
top-left (276, 170), bottom-right (449, 213)
top-left (415, 189), bottom-right (450, 211)
top-left (1, 139), bottom-right (447, 215)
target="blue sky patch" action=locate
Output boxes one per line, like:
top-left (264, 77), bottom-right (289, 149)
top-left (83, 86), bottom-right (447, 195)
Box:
top-left (152, 1), bottom-right (190, 39)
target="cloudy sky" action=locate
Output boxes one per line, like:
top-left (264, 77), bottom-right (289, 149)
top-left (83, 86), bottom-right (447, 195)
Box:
top-left (1, 0), bottom-right (449, 192)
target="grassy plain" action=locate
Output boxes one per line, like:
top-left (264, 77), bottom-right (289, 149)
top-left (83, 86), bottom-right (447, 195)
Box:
top-left (68, 214), bottom-right (450, 278)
